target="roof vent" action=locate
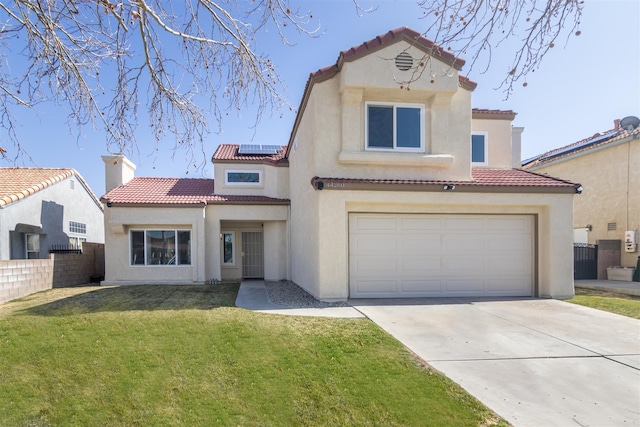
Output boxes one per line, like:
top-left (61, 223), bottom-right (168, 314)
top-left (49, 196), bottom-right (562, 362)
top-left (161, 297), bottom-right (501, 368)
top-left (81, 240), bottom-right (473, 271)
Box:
top-left (395, 52), bottom-right (413, 71)
top-left (619, 116), bottom-right (640, 131)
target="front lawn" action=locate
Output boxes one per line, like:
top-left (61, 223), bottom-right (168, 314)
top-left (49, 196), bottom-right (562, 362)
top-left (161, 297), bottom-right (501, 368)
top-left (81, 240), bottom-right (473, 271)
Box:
top-left (568, 287), bottom-right (640, 319)
top-left (0, 285), bottom-right (506, 426)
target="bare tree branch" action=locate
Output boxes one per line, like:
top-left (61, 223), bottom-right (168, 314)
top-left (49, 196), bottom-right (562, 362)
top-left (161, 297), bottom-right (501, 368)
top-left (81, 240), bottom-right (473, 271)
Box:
top-left (0, 0), bottom-right (583, 166)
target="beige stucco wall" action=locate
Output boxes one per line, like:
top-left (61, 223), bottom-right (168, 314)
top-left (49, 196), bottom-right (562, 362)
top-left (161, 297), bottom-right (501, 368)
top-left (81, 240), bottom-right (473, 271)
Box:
top-left (471, 118), bottom-right (517, 168)
top-left (213, 163), bottom-right (289, 199)
top-left (528, 138), bottom-right (640, 267)
top-left (302, 41), bottom-right (474, 182)
top-left (204, 204), bottom-right (289, 282)
top-left (294, 189), bottom-right (575, 301)
top-left (102, 205), bottom-right (207, 285)
top-left (103, 203), bottom-right (289, 285)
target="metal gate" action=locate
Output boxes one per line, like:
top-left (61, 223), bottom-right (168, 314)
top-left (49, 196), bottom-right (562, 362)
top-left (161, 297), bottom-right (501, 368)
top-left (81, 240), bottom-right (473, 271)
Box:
top-left (574, 243), bottom-right (597, 280)
top-left (242, 232), bottom-right (264, 279)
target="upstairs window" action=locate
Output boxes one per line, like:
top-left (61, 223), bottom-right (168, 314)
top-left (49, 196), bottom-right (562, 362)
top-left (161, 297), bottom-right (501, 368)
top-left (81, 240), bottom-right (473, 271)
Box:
top-left (69, 221), bottom-right (86, 234)
top-left (225, 170), bottom-right (262, 186)
top-left (366, 102), bottom-right (424, 152)
top-left (471, 132), bottom-right (488, 166)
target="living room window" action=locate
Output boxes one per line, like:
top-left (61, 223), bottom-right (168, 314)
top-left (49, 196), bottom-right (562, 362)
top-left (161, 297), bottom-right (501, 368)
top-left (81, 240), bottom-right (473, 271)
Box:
top-left (366, 102), bottom-right (424, 152)
top-left (471, 132), bottom-right (489, 165)
top-left (130, 230), bottom-right (191, 266)
top-left (225, 170), bottom-right (262, 186)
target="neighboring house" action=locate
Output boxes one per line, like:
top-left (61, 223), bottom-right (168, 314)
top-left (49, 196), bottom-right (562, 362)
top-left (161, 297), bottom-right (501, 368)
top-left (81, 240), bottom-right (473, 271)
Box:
top-left (523, 118), bottom-right (640, 271)
top-left (101, 27), bottom-right (580, 299)
top-left (0, 168), bottom-right (104, 260)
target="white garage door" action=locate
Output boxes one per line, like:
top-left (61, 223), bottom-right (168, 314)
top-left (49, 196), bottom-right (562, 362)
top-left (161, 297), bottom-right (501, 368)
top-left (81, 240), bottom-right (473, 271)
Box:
top-left (349, 214), bottom-right (534, 298)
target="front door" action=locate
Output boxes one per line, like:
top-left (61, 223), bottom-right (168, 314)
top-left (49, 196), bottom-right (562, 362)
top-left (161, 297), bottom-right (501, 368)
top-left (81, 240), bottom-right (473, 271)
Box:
top-left (242, 231), bottom-right (264, 278)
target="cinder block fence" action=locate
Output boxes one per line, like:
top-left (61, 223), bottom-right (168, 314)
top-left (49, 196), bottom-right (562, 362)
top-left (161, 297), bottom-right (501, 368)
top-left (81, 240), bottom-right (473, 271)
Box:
top-left (0, 243), bottom-right (104, 305)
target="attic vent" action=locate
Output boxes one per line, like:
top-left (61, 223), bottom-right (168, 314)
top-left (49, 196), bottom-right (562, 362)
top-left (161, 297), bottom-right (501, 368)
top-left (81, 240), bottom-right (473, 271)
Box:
top-left (395, 52), bottom-right (413, 71)
top-left (608, 222), bottom-right (617, 231)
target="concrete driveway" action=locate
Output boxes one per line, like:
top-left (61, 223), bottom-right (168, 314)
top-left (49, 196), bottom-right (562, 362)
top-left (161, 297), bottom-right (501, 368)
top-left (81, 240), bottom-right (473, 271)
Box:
top-left (350, 298), bottom-right (640, 427)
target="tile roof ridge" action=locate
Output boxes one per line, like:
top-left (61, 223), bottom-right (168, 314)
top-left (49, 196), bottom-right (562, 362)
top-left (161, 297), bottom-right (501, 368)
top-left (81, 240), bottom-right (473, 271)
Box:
top-left (0, 167), bottom-right (75, 208)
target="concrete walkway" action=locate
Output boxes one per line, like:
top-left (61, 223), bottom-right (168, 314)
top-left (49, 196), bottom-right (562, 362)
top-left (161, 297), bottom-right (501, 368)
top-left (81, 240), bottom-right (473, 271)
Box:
top-left (576, 279), bottom-right (640, 296)
top-left (235, 281), bottom-right (363, 318)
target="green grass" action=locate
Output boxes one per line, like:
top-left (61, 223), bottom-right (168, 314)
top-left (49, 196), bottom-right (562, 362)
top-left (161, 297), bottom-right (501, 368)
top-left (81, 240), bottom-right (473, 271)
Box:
top-left (0, 285), bottom-right (507, 427)
top-left (568, 287), bottom-right (640, 319)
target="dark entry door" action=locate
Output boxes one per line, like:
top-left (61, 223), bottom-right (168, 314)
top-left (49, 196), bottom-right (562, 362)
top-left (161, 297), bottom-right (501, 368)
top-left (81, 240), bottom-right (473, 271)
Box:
top-left (242, 232), bottom-right (264, 278)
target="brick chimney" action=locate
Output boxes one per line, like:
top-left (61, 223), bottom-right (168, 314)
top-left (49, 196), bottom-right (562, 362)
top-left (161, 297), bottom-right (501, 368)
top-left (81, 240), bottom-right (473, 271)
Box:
top-left (614, 119), bottom-right (621, 129)
top-left (102, 154), bottom-right (136, 193)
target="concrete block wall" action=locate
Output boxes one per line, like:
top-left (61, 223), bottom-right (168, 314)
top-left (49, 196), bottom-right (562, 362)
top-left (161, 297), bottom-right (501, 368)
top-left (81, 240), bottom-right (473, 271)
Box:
top-left (0, 259), bottom-right (54, 305)
top-left (0, 243), bottom-right (105, 305)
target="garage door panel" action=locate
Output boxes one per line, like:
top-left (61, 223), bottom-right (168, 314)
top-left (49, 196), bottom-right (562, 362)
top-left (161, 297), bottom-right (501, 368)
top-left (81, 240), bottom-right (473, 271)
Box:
top-left (401, 280), bottom-right (443, 293)
top-left (352, 256), bottom-right (397, 273)
top-left (349, 214), bottom-right (534, 298)
top-left (444, 279), bottom-right (486, 293)
top-left (442, 256), bottom-right (485, 272)
top-left (487, 278), bottom-right (532, 294)
top-left (353, 216), bottom-right (397, 231)
top-left (401, 257), bottom-right (441, 272)
top-left (487, 257), bottom-right (532, 274)
top-left (352, 236), bottom-right (397, 254)
top-left (442, 217), bottom-right (485, 230)
top-left (399, 217), bottom-right (442, 230)
top-left (442, 236), bottom-right (486, 252)
top-left (400, 237), bottom-right (441, 253)
top-left (353, 279), bottom-right (398, 295)
top-left (485, 217), bottom-right (532, 231)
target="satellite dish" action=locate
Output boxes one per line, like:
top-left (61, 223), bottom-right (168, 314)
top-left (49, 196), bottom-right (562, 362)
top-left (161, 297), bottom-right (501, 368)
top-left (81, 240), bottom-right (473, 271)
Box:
top-left (620, 116), bottom-right (640, 131)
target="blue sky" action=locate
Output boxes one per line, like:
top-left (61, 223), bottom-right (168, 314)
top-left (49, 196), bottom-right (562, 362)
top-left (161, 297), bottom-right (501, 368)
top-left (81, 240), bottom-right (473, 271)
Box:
top-left (2, 0), bottom-right (638, 196)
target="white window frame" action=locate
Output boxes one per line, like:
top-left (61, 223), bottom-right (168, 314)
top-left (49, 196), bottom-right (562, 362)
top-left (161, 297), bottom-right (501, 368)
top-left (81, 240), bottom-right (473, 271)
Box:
top-left (471, 132), bottom-right (489, 166)
top-left (365, 101), bottom-right (425, 153)
top-left (25, 234), bottom-right (40, 259)
top-left (221, 231), bottom-right (235, 265)
top-left (224, 170), bottom-right (262, 186)
top-left (69, 221), bottom-right (87, 234)
top-left (129, 229), bottom-right (192, 267)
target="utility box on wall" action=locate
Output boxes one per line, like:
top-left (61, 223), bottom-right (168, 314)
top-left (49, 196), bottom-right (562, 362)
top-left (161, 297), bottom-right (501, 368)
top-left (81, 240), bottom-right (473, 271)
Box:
top-left (625, 230), bottom-right (638, 253)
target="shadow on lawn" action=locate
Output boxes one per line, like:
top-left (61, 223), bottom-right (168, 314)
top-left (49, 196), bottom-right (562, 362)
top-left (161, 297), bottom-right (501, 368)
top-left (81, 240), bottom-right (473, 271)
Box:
top-left (23, 284), bottom-right (239, 316)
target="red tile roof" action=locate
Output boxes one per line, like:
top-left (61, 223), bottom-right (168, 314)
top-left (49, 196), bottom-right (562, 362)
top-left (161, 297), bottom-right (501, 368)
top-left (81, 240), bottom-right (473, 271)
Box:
top-left (100, 177), bottom-right (289, 206)
top-left (212, 144), bottom-right (288, 165)
top-left (522, 126), bottom-right (640, 169)
top-left (0, 167), bottom-right (102, 209)
top-left (310, 169), bottom-right (579, 193)
top-left (472, 108), bottom-right (517, 120)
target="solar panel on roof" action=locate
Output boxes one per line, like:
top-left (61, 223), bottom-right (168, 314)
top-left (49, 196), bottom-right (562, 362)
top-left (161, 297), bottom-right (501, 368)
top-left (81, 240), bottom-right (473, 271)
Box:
top-left (546, 131), bottom-right (619, 160)
top-left (237, 144), bottom-right (281, 155)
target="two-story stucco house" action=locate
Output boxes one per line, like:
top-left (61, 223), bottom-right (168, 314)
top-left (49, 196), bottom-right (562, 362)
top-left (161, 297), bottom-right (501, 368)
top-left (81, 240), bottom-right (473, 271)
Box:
top-left (0, 168), bottom-right (104, 260)
top-left (523, 117), bottom-right (640, 274)
top-left (101, 27), bottom-right (580, 299)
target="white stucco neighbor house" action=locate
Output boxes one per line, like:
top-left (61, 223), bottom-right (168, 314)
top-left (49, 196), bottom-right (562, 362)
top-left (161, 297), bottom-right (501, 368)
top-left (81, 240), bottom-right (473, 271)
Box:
top-left (0, 168), bottom-right (104, 260)
top-left (100, 27), bottom-right (580, 300)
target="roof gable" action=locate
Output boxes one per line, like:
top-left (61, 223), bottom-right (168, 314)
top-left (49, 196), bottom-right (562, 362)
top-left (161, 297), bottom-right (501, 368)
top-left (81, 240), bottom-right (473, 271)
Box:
top-left (286, 27), bottom-right (478, 157)
top-left (0, 167), bottom-right (102, 210)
